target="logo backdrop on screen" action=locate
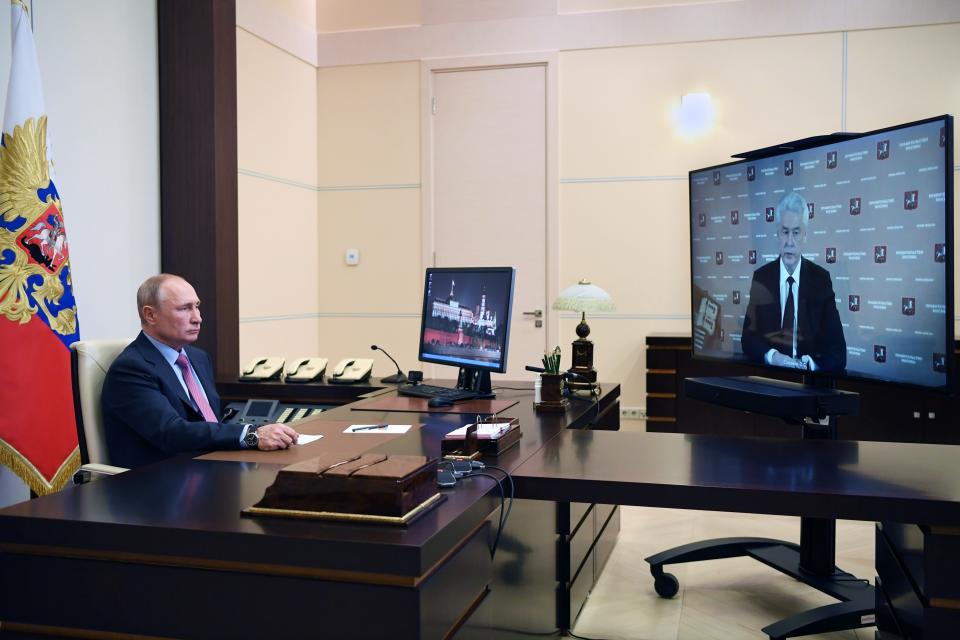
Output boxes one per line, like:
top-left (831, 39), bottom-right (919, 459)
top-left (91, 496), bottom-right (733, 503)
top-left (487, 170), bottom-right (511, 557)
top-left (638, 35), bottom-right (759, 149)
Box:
top-left (689, 118), bottom-right (951, 388)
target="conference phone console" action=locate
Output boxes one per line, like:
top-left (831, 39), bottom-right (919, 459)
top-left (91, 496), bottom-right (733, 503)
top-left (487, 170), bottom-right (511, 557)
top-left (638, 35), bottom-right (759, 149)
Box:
top-left (222, 398), bottom-right (332, 426)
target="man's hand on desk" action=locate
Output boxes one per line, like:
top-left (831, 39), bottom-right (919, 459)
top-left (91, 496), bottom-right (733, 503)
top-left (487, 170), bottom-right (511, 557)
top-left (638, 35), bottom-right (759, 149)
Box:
top-left (766, 350), bottom-right (809, 370)
top-left (256, 423), bottom-right (300, 450)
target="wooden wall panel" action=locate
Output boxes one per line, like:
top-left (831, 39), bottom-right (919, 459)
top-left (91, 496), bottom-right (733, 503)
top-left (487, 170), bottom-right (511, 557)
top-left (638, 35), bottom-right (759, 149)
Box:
top-left (158, 0), bottom-right (239, 380)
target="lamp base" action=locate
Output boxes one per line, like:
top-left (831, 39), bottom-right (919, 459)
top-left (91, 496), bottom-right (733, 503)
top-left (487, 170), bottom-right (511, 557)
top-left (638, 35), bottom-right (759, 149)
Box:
top-left (380, 372), bottom-right (408, 384)
top-left (569, 337), bottom-right (597, 387)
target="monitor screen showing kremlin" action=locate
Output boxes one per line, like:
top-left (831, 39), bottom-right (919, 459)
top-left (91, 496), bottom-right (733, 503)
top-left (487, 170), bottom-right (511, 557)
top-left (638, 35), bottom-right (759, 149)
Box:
top-left (417, 267), bottom-right (515, 374)
top-left (689, 115), bottom-right (953, 390)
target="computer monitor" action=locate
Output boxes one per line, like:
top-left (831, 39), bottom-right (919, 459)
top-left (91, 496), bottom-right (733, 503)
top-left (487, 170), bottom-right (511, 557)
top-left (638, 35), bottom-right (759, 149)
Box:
top-left (689, 115), bottom-right (953, 391)
top-left (417, 266), bottom-right (516, 397)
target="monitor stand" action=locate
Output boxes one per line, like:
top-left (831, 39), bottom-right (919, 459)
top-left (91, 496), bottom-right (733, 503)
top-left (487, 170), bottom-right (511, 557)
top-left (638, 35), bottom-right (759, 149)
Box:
top-left (645, 375), bottom-right (874, 640)
top-left (456, 367), bottom-right (495, 399)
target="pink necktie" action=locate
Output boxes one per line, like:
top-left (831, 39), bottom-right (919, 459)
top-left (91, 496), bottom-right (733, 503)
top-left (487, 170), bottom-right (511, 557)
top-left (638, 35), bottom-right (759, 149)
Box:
top-left (175, 352), bottom-right (218, 422)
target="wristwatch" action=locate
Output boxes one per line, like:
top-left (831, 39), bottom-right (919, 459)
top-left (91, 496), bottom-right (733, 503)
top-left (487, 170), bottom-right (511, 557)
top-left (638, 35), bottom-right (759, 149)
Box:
top-left (243, 425), bottom-right (259, 449)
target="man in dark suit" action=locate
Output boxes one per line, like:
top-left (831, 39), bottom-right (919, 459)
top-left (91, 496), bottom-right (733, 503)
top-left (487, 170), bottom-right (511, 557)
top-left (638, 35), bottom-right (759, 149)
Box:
top-left (102, 274), bottom-right (299, 468)
top-left (741, 193), bottom-right (846, 372)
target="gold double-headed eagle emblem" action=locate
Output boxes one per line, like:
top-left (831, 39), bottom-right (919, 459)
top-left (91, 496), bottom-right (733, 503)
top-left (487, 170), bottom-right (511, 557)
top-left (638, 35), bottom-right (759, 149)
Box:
top-left (0, 116), bottom-right (77, 335)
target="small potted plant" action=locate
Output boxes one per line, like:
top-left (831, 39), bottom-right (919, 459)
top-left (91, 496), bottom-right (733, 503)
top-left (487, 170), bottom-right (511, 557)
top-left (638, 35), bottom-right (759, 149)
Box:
top-left (536, 347), bottom-right (568, 411)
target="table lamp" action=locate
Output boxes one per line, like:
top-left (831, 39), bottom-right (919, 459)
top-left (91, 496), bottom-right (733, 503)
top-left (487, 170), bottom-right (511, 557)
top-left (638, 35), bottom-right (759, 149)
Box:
top-left (551, 280), bottom-right (615, 390)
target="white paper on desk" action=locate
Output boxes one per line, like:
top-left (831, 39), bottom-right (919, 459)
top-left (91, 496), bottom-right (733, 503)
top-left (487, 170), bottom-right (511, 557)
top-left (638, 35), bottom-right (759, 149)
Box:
top-left (446, 423), bottom-right (512, 439)
top-left (345, 424), bottom-right (412, 434)
top-left (296, 434), bottom-right (323, 445)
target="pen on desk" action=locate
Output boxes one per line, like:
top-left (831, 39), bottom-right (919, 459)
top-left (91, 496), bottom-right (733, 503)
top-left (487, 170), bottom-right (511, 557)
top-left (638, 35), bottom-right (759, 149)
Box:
top-left (352, 424), bottom-right (388, 432)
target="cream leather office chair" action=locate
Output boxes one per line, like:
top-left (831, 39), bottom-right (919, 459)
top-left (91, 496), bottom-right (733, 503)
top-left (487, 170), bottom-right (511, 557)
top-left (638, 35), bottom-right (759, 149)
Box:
top-left (70, 339), bottom-right (133, 483)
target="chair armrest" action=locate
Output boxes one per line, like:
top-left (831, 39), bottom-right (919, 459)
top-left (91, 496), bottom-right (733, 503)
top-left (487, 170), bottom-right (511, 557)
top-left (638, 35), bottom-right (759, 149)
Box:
top-left (73, 463), bottom-right (129, 485)
top-left (82, 463), bottom-right (129, 475)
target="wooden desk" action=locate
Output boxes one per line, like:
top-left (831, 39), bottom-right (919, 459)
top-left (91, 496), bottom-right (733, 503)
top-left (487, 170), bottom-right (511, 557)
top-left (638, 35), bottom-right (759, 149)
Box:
top-left (512, 429), bottom-right (960, 639)
top-left (0, 384), bottom-right (620, 640)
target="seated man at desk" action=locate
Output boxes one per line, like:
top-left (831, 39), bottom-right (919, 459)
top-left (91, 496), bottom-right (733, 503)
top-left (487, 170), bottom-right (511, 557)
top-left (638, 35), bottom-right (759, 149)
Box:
top-left (102, 274), bottom-right (299, 468)
top-left (741, 192), bottom-right (846, 372)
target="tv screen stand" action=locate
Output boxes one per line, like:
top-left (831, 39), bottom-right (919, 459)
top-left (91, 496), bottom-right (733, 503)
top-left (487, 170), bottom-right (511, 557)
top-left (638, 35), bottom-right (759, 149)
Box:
top-left (646, 375), bottom-right (872, 640)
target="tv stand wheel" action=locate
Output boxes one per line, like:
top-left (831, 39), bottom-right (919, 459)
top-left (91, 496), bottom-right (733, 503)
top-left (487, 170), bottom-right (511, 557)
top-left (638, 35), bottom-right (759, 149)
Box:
top-left (654, 572), bottom-right (679, 598)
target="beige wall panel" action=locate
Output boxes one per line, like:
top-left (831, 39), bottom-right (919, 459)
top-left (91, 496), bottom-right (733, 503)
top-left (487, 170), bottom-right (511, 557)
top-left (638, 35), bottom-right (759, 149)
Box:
top-left (560, 180), bottom-right (691, 406)
top-left (316, 317), bottom-right (423, 380)
top-left (848, 25), bottom-right (960, 334)
top-left (317, 61), bottom-right (420, 186)
top-left (422, 0), bottom-right (556, 24)
top-left (560, 0), bottom-right (711, 11)
top-left (560, 33), bottom-right (842, 179)
top-left (560, 180), bottom-right (690, 315)
top-left (317, 0), bottom-right (421, 33)
top-left (238, 175), bottom-right (320, 317)
top-left (272, 0), bottom-right (317, 28)
top-left (239, 317), bottom-right (323, 372)
top-left (848, 24), bottom-right (960, 338)
top-left (237, 29), bottom-right (318, 184)
top-left (846, 23), bottom-right (960, 159)
top-left (316, 188), bottom-right (422, 312)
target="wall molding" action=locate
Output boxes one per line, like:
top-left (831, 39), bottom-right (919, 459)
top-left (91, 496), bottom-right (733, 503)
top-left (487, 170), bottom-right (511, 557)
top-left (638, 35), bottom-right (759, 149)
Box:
top-left (242, 311), bottom-right (960, 324)
top-left (238, 168), bottom-right (420, 192)
top-left (241, 311), bottom-right (693, 324)
top-left (315, 1), bottom-right (960, 68)
top-left (240, 311), bottom-right (419, 324)
top-left (236, 0), bottom-right (317, 65)
top-left (237, 1), bottom-right (960, 70)
top-left (559, 312), bottom-right (691, 321)
top-left (561, 175), bottom-right (686, 184)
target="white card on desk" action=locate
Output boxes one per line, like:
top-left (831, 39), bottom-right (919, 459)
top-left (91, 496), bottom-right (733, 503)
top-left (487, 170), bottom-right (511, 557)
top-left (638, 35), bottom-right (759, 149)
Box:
top-left (296, 434), bottom-right (323, 445)
top-left (345, 424), bottom-right (412, 434)
top-left (445, 423), bottom-right (512, 439)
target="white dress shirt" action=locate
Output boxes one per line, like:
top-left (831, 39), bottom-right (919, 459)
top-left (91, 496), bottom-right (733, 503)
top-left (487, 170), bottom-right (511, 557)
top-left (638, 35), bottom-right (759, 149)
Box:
top-left (763, 258), bottom-right (817, 370)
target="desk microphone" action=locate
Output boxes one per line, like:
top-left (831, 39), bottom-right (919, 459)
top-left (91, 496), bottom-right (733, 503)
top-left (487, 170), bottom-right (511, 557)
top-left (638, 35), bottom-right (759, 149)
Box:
top-left (371, 345), bottom-right (408, 384)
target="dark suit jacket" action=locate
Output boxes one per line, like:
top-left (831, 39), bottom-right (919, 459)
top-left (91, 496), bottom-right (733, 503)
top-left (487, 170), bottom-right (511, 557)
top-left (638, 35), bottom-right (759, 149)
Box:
top-left (102, 332), bottom-right (243, 468)
top-left (741, 258), bottom-right (847, 373)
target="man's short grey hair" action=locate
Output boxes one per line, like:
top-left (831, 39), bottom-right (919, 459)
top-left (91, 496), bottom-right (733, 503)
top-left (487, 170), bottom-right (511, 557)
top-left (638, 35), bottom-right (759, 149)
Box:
top-left (775, 192), bottom-right (810, 229)
top-left (136, 273), bottom-right (178, 323)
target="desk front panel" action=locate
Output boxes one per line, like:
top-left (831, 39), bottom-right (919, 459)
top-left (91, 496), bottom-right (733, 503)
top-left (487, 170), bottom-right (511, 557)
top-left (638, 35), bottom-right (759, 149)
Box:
top-left (0, 384), bottom-right (621, 639)
top-left (512, 430), bottom-right (960, 526)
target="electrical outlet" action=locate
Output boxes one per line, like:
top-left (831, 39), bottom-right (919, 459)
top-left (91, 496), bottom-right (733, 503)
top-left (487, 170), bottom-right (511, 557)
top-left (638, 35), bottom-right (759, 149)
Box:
top-left (620, 406), bottom-right (646, 420)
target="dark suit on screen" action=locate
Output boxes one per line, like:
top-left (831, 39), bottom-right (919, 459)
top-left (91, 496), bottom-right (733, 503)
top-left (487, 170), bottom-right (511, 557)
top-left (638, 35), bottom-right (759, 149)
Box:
top-left (741, 258), bottom-right (847, 373)
top-left (102, 331), bottom-right (244, 468)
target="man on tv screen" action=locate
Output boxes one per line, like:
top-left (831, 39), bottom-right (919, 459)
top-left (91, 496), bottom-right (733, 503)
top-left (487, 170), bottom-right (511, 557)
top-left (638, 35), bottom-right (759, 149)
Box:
top-left (741, 192), bottom-right (846, 372)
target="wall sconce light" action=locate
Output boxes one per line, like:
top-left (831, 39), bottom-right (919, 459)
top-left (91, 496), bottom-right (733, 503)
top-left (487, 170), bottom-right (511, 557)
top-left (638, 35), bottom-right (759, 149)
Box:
top-left (673, 92), bottom-right (715, 137)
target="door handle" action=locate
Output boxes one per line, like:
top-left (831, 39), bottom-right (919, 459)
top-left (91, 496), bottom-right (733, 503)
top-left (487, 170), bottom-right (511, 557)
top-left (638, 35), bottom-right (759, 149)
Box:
top-left (523, 309), bottom-right (543, 318)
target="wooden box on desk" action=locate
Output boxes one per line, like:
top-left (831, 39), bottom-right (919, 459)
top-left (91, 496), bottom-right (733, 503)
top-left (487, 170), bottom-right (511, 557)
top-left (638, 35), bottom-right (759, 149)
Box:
top-left (441, 419), bottom-right (522, 458)
top-left (251, 452), bottom-right (439, 520)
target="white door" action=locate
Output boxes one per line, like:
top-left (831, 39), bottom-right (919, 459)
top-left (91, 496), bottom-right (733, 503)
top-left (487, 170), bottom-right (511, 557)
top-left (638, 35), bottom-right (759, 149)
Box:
top-left (428, 63), bottom-right (548, 380)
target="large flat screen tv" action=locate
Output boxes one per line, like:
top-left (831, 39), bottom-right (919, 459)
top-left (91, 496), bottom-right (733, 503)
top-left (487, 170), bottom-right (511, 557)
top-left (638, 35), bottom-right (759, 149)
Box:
top-left (689, 115), bottom-right (953, 390)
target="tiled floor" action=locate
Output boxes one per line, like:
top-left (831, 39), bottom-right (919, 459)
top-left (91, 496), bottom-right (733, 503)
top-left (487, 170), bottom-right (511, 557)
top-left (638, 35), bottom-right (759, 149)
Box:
top-left (570, 421), bottom-right (876, 640)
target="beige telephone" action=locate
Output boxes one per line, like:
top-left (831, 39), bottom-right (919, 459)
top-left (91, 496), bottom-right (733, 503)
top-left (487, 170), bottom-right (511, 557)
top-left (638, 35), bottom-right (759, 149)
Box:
top-left (239, 357), bottom-right (285, 381)
top-left (285, 357), bottom-right (328, 383)
top-left (329, 358), bottom-right (374, 384)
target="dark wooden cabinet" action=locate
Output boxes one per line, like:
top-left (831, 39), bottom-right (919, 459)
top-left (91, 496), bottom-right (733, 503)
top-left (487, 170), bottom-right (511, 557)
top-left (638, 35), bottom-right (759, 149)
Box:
top-left (646, 334), bottom-right (960, 444)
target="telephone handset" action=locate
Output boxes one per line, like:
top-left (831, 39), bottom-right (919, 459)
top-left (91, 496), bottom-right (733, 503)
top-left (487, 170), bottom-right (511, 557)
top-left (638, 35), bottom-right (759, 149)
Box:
top-left (285, 357), bottom-right (328, 383)
top-left (239, 357), bottom-right (285, 382)
top-left (328, 358), bottom-right (374, 384)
